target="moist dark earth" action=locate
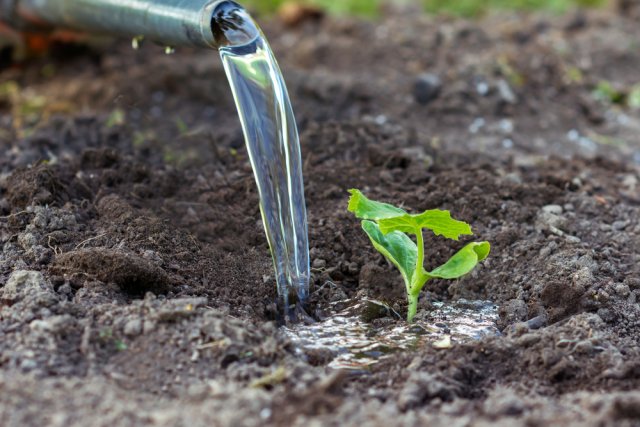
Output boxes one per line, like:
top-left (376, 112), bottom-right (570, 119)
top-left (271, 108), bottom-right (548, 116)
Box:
top-left (1, 3), bottom-right (640, 426)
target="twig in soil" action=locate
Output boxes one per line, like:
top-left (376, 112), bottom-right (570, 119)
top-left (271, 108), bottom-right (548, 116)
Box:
top-left (47, 235), bottom-right (62, 255)
top-left (197, 339), bottom-right (230, 350)
top-left (312, 280), bottom-right (340, 295)
top-left (4, 233), bottom-right (19, 242)
top-left (187, 233), bottom-right (200, 249)
top-left (74, 233), bottom-right (107, 250)
top-left (250, 366), bottom-right (287, 389)
top-left (203, 308), bottom-right (241, 322)
top-left (0, 210), bottom-right (30, 220)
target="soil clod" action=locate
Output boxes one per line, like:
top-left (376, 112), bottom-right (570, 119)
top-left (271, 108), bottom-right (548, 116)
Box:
top-left (52, 248), bottom-right (173, 295)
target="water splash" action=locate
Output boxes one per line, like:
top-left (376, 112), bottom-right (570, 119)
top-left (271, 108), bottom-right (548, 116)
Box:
top-left (284, 299), bottom-right (499, 370)
top-left (212, 2), bottom-right (309, 310)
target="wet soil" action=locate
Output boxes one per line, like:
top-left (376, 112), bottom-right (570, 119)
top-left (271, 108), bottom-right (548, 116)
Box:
top-left (1, 4), bottom-right (639, 426)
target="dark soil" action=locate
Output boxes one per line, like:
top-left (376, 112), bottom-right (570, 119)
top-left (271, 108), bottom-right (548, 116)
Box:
top-left (1, 4), bottom-right (639, 426)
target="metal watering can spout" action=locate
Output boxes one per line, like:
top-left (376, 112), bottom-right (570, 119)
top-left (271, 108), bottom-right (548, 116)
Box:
top-left (0, 0), bottom-right (259, 50)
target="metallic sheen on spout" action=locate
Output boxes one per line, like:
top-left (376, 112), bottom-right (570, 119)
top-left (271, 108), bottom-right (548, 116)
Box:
top-left (1, 0), bottom-right (232, 48)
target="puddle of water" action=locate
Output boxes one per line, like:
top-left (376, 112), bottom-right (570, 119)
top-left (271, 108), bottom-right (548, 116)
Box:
top-left (283, 299), bottom-right (499, 370)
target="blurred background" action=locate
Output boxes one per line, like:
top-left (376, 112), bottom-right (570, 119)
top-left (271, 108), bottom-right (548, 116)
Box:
top-left (242, 0), bottom-right (609, 17)
top-left (1, 0), bottom-right (638, 161)
top-left (0, 0), bottom-right (629, 67)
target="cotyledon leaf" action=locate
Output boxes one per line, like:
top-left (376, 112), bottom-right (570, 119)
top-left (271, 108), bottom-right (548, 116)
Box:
top-left (378, 210), bottom-right (473, 240)
top-left (348, 189), bottom-right (406, 220)
top-left (428, 241), bottom-right (491, 279)
top-left (361, 220), bottom-right (417, 288)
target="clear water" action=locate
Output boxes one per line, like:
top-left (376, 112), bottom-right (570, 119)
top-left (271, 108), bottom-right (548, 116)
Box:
top-left (212, 2), bottom-right (309, 309)
top-left (284, 299), bottom-right (500, 370)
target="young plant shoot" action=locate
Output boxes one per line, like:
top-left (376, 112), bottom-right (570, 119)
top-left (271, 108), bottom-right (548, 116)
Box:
top-left (348, 189), bottom-right (490, 322)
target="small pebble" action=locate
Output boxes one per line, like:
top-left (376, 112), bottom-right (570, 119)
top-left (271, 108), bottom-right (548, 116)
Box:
top-left (503, 173), bottom-right (522, 184)
top-left (499, 119), bottom-right (514, 134)
top-left (517, 333), bottom-right (541, 346)
top-left (612, 220), bottom-right (629, 231)
top-left (502, 138), bottom-right (514, 149)
top-left (124, 319), bottom-right (143, 337)
top-left (143, 320), bottom-right (156, 334)
top-left (497, 79), bottom-right (517, 104)
top-left (20, 359), bottom-right (38, 371)
top-left (413, 73), bottom-right (442, 105)
top-left (469, 117), bottom-right (485, 134)
top-left (476, 81), bottom-right (490, 96)
top-left (260, 408), bottom-right (272, 420)
top-left (433, 335), bottom-right (452, 349)
top-left (574, 340), bottom-right (593, 354)
top-left (526, 315), bottom-right (547, 330)
top-left (186, 384), bottom-right (210, 400)
top-left (542, 205), bottom-right (563, 215)
top-left (571, 177), bottom-right (583, 188)
top-left (565, 235), bottom-right (582, 244)
top-left (567, 129), bottom-right (580, 142)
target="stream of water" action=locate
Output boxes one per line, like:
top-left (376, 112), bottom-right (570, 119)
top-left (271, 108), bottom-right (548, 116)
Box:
top-left (211, 1), bottom-right (309, 311)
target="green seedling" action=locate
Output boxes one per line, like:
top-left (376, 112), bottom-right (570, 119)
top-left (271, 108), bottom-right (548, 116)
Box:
top-left (348, 189), bottom-right (490, 322)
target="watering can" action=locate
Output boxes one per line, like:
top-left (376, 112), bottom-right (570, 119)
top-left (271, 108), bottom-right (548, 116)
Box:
top-left (0, 0), bottom-right (256, 50)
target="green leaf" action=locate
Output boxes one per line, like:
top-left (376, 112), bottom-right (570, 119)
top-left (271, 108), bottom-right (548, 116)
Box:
top-left (348, 189), bottom-right (406, 220)
top-left (428, 242), bottom-right (491, 279)
top-left (361, 220), bottom-right (417, 288)
top-left (378, 210), bottom-right (473, 240)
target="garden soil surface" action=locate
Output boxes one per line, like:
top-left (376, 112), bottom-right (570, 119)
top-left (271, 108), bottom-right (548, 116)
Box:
top-left (1, 4), bottom-right (640, 426)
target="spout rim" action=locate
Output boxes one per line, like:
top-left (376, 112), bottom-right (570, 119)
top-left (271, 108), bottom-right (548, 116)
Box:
top-left (209, 0), bottom-right (261, 50)
top-left (200, 0), bottom-right (227, 49)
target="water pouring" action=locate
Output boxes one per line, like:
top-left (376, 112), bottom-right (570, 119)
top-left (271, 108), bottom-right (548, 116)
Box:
top-left (0, 0), bottom-right (310, 317)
